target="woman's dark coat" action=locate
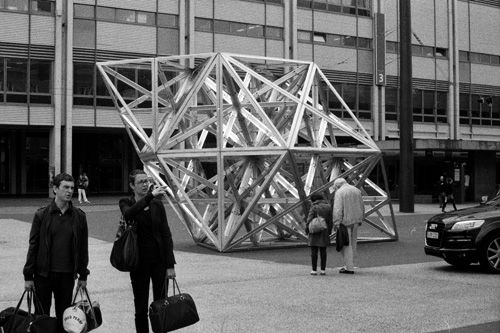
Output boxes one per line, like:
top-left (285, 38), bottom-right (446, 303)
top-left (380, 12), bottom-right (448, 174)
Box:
top-left (306, 199), bottom-right (333, 247)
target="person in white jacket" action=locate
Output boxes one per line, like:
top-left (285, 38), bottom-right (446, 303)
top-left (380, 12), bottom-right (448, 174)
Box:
top-left (332, 178), bottom-right (365, 274)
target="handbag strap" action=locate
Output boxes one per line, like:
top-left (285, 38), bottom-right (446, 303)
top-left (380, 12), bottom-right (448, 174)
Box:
top-left (82, 287), bottom-right (98, 322)
top-left (162, 277), bottom-right (181, 297)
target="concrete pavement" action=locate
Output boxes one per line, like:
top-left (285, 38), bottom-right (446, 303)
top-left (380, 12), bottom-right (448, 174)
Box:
top-left (1, 199), bottom-right (499, 332)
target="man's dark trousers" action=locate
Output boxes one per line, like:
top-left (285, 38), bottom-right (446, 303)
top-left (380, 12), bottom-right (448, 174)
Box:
top-left (34, 272), bottom-right (75, 333)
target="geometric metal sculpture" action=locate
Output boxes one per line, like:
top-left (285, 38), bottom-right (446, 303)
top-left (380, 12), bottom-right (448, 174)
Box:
top-left (97, 53), bottom-right (397, 252)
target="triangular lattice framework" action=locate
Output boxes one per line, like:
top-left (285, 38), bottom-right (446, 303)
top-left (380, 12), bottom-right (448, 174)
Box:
top-left (97, 53), bottom-right (398, 252)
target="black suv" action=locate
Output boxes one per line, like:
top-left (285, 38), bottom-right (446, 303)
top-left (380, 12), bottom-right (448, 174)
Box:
top-left (425, 195), bottom-right (500, 273)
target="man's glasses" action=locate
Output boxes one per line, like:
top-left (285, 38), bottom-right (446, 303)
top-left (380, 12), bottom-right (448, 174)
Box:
top-left (135, 179), bottom-right (150, 185)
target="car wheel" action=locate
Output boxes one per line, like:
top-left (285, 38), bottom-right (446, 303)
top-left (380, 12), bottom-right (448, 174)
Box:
top-left (444, 257), bottom-right (472, 268)
top-left (479, 232), bottom-right (500, 274)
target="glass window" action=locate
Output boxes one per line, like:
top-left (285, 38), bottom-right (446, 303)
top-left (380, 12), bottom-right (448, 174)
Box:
top-left (195, 18), bottom-right (212, 32)
top-left (412, 45), bottom-right (422, 56)
top-left (342, 83), bottom-right (356, 110)
top-left (116, 9), bottom-right (135, 23)
top-left (73, 63), bottom-right (93, 96)
top-left (423, 90), bottom-right (434, 116)
top-left (313, 0), bottom-right (327, 10)
top-left (412, 89), bottom-right (422, 118)
top-left (265, 26), bottom-right (283, 40)
top-left (31, 0), bottom-right (53, 14)
top-left (247, 24), bottom-right (264, 38)
top-left (74, 4), bottom-right (94, 19)
top-left (6, 58), bottom-right (27, 103)
top-left (469, 52), bottom-right (481, 63)
top-left (0, 58), bottom-right (4, 93)
top-left (386, 41), bottom-right (397, 53)
top-left (214, 20), bottom-right (230, 33)
top-left (342, 0), bottom-right (356, 14)
top-left (230, 22), bottom-right (247, 36)
top-left (137, 11), bottom-right (155, 25)
top-left (492, 96), bottom-right (500, 119)
top-left (30, 60), bottom-right (51, 94)
top-left (73, 19), bottom-right (95, 48)
top-left (357, 0), bottom-right (370, 16)
top-left (490, 55), bottom-right (500, 65)
top-left (358, 85), bottom-right (371, 111)
top-left (342, 36), bottom-right (356, 47)
top-left (357, 37), bottom-right (371, 49)
top-left (5, 0), bottom-right (28, 11)
top-left (326, 34), bottom-right (342, 46)
top-left (385, 87), bottom-right (398, 120)
top-left (459, 93), bottom-right (470, 119)
top-left (470, 94), bottom-right (480, 117)
top-left (480, 53), bottom-right (490, 64)
top-left (313, 33), bottom-right (326, 43)
top-left (158, 28), bottom-right (179, 55)
top-left (435, 48), bottom-right (447, 58)
top-left (328, 83), bottom-right (342, 110)
top-left (458, 51), bottom-right (469, 62)
top-left (297, 0), bottom-right (312, 8)
top-left (422, 46), bottom-right (434, 57)
top-left (116, 68), bottom-right (136, 100)
top-left (158, 13), bottom-right (178, 28)
top-left (436, 92), bottom-right (447, 116)
top-left (327, 0), bottom-right (341, 12)
top-left (96, 6), bottom-right (115, 21)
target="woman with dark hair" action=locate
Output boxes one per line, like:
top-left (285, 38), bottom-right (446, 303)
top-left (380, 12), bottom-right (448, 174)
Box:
top-left (305, 193), bottom-right (333, 275)
top-left (119, 169), bottom-right (176, 333)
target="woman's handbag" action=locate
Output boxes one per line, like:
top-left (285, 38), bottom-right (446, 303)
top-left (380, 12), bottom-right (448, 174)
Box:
top-left (335, 224), bottom-right (350, 252)
top-left (1, 289), bottom-right (57, 333)
top-left (110, 215), bottom-right (139, 272)
top-left (308, 211), bottom-right (328, 234)
top-left (71, 286), bottom-right (102, 332)
top-left (149, 278), bottom-right (200, 332)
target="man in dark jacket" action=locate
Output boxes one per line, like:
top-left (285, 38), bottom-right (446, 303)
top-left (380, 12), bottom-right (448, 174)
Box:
top-left (23, 172), bottom-right (89, 333)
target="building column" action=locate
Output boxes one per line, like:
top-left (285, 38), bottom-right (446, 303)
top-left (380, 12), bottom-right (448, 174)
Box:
top-left (62, 0), bottom-right (74, 173)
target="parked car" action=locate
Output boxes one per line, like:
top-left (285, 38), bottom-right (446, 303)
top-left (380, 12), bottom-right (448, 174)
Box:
top-left (425, 195), bottom-right (500, 273)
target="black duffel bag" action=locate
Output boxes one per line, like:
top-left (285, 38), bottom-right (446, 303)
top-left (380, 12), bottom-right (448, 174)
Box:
top-left (1, 289), bottom-right (57, 333)
top-left (149, 278), bottom-right (199, 332)
top-left (110, 216), bottom-right (139, 272)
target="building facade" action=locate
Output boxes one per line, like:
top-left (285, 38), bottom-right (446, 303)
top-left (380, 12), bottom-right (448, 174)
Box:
top-left (0, 0), bottom-right (499, 200)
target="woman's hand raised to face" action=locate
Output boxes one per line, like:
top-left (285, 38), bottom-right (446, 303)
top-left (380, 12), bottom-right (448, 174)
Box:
top-left (151, 185), bottom-right (168, 198)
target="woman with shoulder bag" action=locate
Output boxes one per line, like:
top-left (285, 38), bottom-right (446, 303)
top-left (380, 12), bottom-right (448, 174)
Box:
top-left (305, 193), bottom-right (333, 276)
top-left (119, 169), bottom-right (176, 333)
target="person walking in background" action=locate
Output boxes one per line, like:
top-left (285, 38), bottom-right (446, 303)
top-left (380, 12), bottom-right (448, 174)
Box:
top-left (438, 175), bottom-right (446, 209)
top-left (23, 173), bottom-right (89, 333)
top-left (119, 169), bottom-right (176, 333)
top-left (332, 178), bottom-right (365, 274)
top-left (442, 177), bottom-right (457, 212)
top-left (77, 172), bottom-right (90, 204)
top-left (305, 193), bottom-right (333, 276)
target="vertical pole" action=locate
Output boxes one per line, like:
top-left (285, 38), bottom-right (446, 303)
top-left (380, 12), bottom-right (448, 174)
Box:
top-left (398, 0), bottom-right (414, 212)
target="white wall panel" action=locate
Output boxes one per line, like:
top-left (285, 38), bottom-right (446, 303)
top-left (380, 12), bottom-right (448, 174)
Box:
top-left (96, 108), bottom-right (124, 128)
top-left (470, 5), bottom-right (500, 54)
top-left (158, 1), bottom-right (179, 14)
top-left (386, 53), bottom-right (398, 76)
top-left (214, 35), bottom-right (264, 56)
top-left (413, 58), bottom-right (435, 79)
top-left (194, 32), bottom-right (213, 53)
top-left (297, 43), bottom-right (313, 61)
top-left (314, 46), bottom-right (356, 72)
top-left (314, 12), bottom-right (356, 35)
top-left (266, 5), bottom-right (283, 27)
top-left (215, 2), bottom-right (265, 24)
top-left (411, 1), bottom-right (434, 46)
top-left (456, 1), bottom-right (470, 50)
top-left (471, 64), bottom-right (500, 86)
top-left (435, 0), bottom-right (449, 48)
top-left (30, 106), bottom-right (54, 125)
top-left (383, 0), bottom-right (398, 42)
top-left (0, 105), bottom-right (28, 124)
top-left (266, 40), bottom-right (284, 59)
top-left (97, 22), bottom-right (156, 53)
top-left (357, 17), bottom-right (372, 38)
top-left (31, 16), bottom-right (55, 46)
top-left (435, 59), bottom-right (449, 81)
top-left (195, 0), bottom-right (213, 17)
top-left (73, 108), bottom-right (95, 127)
top-left (297, 10), bottom-right (312, 31)
top-left (0, 13), bottom-right (29, 44)
top-left (97, 0), bottom-right (156, 12)
top-left (74, 0), bottom-right (95, 5)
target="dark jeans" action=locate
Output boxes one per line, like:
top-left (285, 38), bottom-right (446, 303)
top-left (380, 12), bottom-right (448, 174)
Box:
top-left (310, 246), bottom-right (327, 271)
top-left (34, 272), bottom-right (75, 333)
top-left (130, 260), bottom-right (167, 333)
top-left (442, 194), bottom-right (457, 211)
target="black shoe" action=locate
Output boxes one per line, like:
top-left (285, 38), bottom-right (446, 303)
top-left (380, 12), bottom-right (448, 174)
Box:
top-left (339, 268), bottom-right (354, 274)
